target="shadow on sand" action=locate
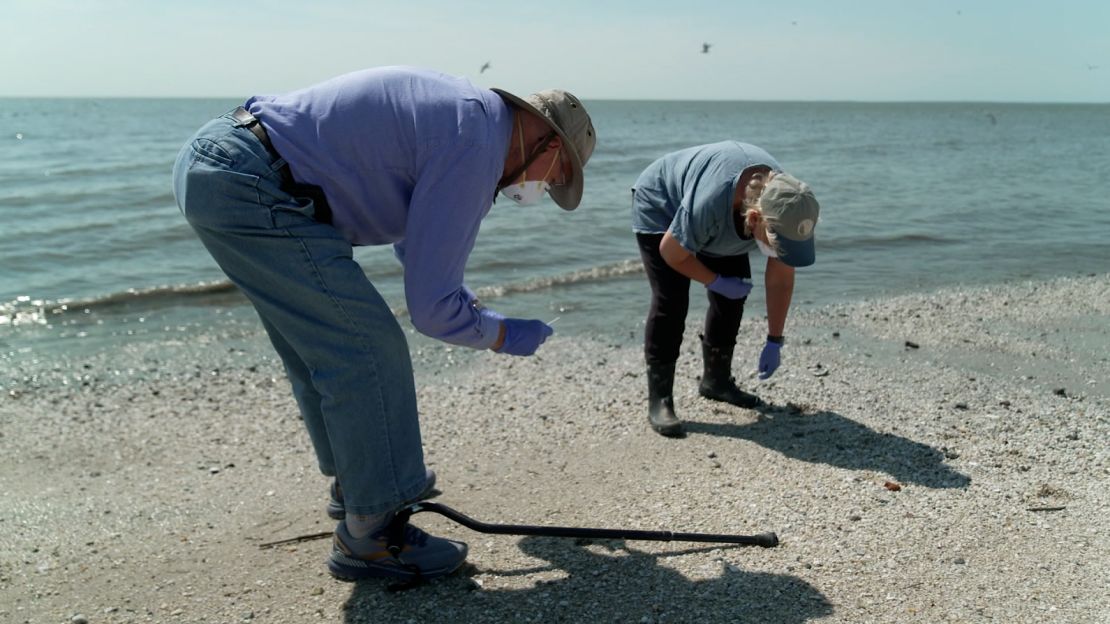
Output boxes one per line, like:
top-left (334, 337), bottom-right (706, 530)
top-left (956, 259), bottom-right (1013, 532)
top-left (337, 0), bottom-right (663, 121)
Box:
top-left (685, 401), bottom-right (970, 488)
top-left (342, 535), bottom-right (831, 624)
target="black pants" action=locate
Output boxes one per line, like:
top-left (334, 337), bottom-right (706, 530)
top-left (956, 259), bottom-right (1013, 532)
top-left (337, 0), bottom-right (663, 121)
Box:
top-left (636, 233), bottom-right (751, 365)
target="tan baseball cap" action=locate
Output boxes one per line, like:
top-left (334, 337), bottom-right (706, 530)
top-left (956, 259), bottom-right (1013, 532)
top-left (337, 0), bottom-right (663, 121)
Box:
top-left (491, 88), bottom-right (596, 210)
top-left (761, 173), bottom-right (820, 267)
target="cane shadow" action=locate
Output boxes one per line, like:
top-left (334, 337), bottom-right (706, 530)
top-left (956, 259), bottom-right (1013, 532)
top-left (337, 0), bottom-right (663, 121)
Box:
top-left (684, 402), bottom-right (971, 489)
top-left (342, 536), bottom-right (832, 624)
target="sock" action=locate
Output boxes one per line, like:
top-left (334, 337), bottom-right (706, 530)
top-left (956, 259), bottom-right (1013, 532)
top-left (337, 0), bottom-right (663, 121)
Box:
top-left (345, 511), bottom-right (391, 540)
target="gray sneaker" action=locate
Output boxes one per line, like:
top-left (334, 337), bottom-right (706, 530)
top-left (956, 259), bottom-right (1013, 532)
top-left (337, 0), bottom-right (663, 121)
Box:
top-left (327, 469), bottom-right (437, 520)
top-left (327, 516), bottom-right (467, 581)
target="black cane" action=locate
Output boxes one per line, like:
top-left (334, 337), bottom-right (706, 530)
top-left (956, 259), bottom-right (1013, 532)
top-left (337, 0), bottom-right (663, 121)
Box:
top-left (384, 501), bottom-right (779, 555)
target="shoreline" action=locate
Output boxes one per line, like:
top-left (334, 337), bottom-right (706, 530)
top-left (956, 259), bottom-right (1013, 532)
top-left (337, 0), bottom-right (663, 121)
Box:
top-left (2, 273), bottom-right (1107, 623)
top-left (4, 267), bottom-right (1105, 393)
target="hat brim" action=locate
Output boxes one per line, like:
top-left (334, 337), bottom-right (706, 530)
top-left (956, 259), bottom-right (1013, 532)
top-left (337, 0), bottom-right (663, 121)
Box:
top-left (491, 88), bottom-right (584, 211)
top-left (775, 236), bottom-right (815, 268)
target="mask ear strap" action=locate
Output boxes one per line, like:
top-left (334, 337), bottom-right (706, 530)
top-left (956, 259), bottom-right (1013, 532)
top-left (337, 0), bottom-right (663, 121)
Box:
top-left (497, 129), bottom-right (557, 193)
top-left (540, 146), bottom-right (561, 183)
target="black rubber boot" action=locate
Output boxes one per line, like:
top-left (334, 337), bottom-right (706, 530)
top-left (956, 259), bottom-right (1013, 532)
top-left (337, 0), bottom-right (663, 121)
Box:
top-left (698, 342), bottom-right (762, 408)
top-left (647, 362), bottom-right (685, 438)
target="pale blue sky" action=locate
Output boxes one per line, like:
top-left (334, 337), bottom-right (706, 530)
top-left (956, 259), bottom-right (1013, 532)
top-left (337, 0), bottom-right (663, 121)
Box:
top-left (4, 0), bottom-right (1108, 101)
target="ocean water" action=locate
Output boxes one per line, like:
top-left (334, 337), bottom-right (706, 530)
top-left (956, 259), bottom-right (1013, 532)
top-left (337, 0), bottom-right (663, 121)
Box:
top-left (2, 99), bottom-right (1108, 372)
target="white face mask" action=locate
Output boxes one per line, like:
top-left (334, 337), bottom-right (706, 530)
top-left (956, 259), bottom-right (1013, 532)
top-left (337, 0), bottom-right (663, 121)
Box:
top-left (755, 238), bottom-right (778, 258)
top-left (501, 180), bottom-right (550, 206)
top-left (499, 118), bottom-right (560, 207)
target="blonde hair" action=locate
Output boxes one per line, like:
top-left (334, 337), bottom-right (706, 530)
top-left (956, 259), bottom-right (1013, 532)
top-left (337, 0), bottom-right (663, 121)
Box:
top-left (741, 172), bottom-right (784, 256)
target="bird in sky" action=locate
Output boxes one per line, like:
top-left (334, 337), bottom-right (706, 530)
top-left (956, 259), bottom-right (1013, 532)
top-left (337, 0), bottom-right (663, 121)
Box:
top-left (702, 43), bottom-right (711, 54)
top-left (480, 61), bottom-right (491, 73)
top-left (1086, 64), bottom-right (1099, 71)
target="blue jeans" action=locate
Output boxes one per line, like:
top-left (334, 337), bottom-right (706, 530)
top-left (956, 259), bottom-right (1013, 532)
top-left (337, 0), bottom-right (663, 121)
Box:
top-left (172, 110), bottom-right (427, 515)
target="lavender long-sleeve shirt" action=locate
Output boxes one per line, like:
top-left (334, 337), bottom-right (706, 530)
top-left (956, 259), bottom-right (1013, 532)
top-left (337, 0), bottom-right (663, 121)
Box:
top-left (246, 67), bottom-right (512, 349)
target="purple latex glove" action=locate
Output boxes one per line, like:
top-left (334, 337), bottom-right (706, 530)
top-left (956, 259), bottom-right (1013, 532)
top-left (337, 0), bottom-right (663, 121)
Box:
top-left (706, 275), bottom-right (753, 300)
top-left (758, 341), bottom-right (782, 379)
top-left (497, 319), bottom-right (554, 356)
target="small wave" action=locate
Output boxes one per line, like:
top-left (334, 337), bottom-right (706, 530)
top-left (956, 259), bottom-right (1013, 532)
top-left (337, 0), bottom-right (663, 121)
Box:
top-left (2, 260), bottom-right (648, 327)
top-left (475, 259), bottom-right (644, 297)
top-left (55, 281), bottom-right (240, 311)
top-left (390, 259), bottom-right (645, 317)
top-left (0, 281), bottom-right (239, 326)
top-left (823, 233), bottom-right (951, 249)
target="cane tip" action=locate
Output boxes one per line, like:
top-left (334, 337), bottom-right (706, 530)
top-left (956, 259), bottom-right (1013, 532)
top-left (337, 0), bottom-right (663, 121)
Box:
top-left (756, 532), bottom-right (779, 548)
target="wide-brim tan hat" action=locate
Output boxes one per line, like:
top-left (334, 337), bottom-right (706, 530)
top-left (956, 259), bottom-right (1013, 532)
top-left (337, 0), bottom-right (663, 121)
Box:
top-left (491, 88), bottom-right (596, 210)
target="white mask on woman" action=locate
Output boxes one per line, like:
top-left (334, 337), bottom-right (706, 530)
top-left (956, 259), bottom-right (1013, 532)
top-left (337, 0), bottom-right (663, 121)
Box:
top-left (755, 238), bottom-right (778, 258)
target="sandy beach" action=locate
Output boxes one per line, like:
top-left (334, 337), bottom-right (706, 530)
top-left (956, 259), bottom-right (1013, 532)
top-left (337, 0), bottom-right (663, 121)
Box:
top-left (2, 273), bottom-right (1107, 624)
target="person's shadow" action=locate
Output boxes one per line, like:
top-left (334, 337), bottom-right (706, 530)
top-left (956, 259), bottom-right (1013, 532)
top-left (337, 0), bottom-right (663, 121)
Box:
top-left (342, 534), bottom-right (832, 623)
top-left (685, 401), bottom-right (970, 488)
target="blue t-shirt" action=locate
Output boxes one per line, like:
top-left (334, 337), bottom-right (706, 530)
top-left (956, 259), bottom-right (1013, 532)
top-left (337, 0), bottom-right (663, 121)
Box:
top-left (631, 141), bottom-right (782, 257)
top-left (245, 67), bottom-right (512, 349)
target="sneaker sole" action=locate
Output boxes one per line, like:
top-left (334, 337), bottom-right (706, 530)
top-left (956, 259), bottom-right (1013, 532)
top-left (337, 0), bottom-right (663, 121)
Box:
top-left (327, 549), bottom-right (466, 582)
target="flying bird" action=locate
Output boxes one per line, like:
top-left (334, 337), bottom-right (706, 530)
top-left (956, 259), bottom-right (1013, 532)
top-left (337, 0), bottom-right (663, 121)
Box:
top-left (480, 61), bottom-right (491, 73)
top-left (702, 43), bottom-right (711, 54)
